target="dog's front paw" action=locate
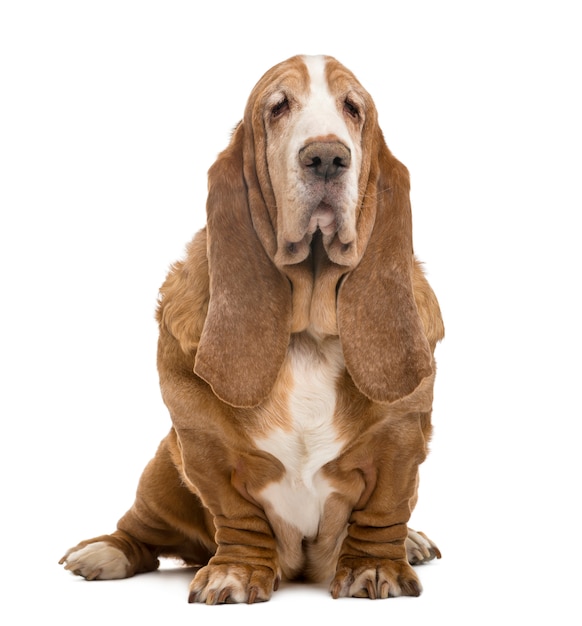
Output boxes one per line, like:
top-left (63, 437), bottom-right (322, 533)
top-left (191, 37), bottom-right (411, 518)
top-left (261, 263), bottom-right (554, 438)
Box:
top-left (330, 557), bottom-right (422, 599)
top-left (188, 563), bottom-right (279, 604)
top-left (60, 541), bottom-right (130, 580)
top-left (406, 529), bottom-right (442, 565)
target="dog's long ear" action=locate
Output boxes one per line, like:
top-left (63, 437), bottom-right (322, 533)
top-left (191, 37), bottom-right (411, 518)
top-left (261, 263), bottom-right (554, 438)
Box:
top-left (337, 138), bottom-right (433, 403)
top-left (193, 123), bottom-right (292, 408)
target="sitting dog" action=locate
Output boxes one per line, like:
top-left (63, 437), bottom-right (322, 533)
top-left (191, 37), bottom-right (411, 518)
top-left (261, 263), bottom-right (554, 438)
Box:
top-left (60, 54), bottom-right (444, 604)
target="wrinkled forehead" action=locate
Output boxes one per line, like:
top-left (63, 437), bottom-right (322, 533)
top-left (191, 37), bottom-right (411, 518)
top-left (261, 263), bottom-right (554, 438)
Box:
top-left (254, 55), bottom-right (311, 101)
top-left (246, 55), bottom-right (372, 115)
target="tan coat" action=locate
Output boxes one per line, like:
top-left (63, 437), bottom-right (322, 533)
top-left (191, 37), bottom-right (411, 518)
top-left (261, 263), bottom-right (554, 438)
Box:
top-left (61, 54), bottom-right (444, 604)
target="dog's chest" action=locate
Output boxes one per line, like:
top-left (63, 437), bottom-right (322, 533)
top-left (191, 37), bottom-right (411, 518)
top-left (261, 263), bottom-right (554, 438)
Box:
top-left (253, 335), bottom-right (345, 539)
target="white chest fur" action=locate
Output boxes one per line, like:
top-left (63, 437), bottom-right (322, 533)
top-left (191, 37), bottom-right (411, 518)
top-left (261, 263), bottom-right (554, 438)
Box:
top-left (253, 334), bottom-right (345, 539)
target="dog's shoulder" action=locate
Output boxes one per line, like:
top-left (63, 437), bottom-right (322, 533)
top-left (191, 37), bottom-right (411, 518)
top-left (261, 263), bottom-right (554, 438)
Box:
top-left (412, 259), bottom-right (444, 352)
top-left (156, 228), bottom-right (209, 355)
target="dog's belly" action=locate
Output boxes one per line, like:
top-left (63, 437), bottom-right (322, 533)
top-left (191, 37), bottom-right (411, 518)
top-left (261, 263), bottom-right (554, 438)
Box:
top-left (256, 429), bottom-right (340, 540)
top-left (252, 334), bottom-right (346, 575)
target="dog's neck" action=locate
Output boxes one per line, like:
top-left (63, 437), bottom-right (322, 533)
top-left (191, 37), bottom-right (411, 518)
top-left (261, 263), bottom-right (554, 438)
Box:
top-left (284, 231), bottom-right (349, 338)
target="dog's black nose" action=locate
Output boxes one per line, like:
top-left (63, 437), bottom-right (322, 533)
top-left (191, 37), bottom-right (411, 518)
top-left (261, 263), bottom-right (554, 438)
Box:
top-left (299, 141), bottom-right (351, 180)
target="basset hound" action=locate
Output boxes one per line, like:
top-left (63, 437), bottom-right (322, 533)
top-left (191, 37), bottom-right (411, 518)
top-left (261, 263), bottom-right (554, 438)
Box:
top-left (60, 54), bottom-right (444, 603)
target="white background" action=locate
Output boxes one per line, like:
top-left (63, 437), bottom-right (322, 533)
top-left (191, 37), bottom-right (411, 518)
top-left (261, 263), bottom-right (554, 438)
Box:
top-left (1, 1), bottom-right (580, 624)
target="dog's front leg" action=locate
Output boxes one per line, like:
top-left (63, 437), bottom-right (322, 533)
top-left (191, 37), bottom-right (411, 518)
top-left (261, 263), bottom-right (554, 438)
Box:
top-left (188, 514), bottom-right (280, 605)
top-left (174, 427), bottom-right (280, 605)
top-left (330, 414), bottom-right (428, 600)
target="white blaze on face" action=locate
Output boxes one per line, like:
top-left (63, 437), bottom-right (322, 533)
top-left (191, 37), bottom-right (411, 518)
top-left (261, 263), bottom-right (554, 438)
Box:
top-left (267, 55), bottom-right (362, 265)
top-left (294, 55), bottom-right (352, 149)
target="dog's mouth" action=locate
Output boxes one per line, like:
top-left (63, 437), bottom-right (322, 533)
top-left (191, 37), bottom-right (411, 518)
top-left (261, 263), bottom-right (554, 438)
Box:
top-left (274, 200), bottom-right (358, 268)
top-left (306, 203), bottom-right (337, 237)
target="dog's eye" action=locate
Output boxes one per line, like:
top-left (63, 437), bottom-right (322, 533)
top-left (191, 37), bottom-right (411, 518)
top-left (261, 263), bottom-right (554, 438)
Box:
top-left (271, 97), bottom-right (289, 119)
top-left (344, 99), bottom-right (360, 120)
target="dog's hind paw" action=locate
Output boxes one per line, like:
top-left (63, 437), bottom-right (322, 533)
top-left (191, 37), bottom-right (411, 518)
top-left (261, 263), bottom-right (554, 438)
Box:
top-left (60, 541), bottom-right (130, 580)
top-left (406, 529), bottom-right (441, 565)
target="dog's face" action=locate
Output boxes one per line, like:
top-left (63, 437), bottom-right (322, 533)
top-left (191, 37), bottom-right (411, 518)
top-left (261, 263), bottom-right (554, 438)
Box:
top-left (248, 55), bottom-right (375, 268)
top-left (263, 55), bottom-right (364, 260)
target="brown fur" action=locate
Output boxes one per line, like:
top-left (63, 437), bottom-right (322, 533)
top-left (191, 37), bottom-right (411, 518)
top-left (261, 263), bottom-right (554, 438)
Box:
top-left (60, 55), bottom-right (444, 604)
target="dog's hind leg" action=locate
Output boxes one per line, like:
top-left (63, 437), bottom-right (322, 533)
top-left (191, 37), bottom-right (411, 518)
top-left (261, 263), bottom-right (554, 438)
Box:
top-left (60, 429), bottom-right (216, 580)
top-left (405, 528), bottom-right (441, 565)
